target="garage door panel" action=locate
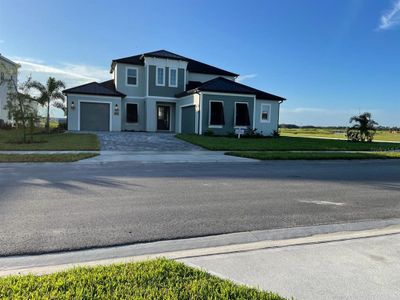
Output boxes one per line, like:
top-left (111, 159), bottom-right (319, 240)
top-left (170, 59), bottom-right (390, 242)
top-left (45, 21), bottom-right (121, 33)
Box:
top-left (181, 105), bottom-right (196, 134)
top-left (80, 102), bottom-right (110, 131)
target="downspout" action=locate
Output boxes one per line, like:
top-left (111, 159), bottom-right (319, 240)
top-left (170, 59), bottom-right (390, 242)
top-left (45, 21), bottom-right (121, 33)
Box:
top-left (277, 100), bottom-right (284, 134)
top-left (195, 89), bottom-right (202, 135)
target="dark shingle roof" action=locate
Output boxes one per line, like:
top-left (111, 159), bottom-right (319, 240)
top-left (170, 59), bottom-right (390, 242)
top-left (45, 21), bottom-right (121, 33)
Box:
top-left (176, 77), bottom-right (285, 101)
top-left (111, 50), bottom-right (238, 77)
top-left (63, 80), bottom-right (125, 97)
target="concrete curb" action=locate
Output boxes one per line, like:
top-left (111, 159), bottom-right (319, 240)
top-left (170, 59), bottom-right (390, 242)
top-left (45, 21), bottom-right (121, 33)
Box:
top-left (1, 218), bottom-right (400, 276)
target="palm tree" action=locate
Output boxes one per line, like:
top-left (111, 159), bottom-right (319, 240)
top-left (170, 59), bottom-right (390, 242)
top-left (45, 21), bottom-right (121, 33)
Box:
top-left (346, 112), bottom-right (378, 142)
top-left (28, 77), bottom-right (65, 133)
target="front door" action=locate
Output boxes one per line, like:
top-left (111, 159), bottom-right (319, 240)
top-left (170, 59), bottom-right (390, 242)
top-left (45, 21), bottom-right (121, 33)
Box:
top-left (157, 105), bottom-right (170, 131)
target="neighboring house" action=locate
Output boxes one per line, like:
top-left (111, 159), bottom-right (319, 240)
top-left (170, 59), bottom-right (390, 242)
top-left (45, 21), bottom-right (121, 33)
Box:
top-left (63, 50), bottom-right (285, 135)
top-left (0, 54), bottom-right (19, 124)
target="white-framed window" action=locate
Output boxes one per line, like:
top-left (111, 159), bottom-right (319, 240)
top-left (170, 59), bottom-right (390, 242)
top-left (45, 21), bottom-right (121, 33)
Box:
top-left (126, 67), bottom-right (138, 86)
top-left (234, 102), bottom-right (250, 127)
top-left (156, 67), bottom-right (165, 86)
top-left (126, 103), bottom-right (139, 123)
top-left (169, 68), bottom-right (178, 87)
top-left (208, 100), bottom-right (225, 128)
top-left (260, 103), bottom-right (271, 123)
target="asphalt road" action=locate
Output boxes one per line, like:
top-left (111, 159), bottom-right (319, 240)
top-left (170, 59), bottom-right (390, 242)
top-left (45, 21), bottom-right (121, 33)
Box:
top-left (1, 160), bottom-right (399, 256)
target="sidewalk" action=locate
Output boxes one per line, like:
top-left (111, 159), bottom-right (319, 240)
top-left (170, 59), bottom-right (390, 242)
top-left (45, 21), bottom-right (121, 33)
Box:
top-left (182, 233), bottom-right (400, 300)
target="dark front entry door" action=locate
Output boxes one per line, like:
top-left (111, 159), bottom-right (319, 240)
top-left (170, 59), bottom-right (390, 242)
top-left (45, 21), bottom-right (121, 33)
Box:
top-left (157, 105), bottom-right (170, 131)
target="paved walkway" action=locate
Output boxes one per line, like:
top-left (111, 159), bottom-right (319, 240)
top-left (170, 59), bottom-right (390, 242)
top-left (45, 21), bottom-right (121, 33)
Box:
top-left (182, 233), bottom-right (400, 300)
top-left (96, 132), bottom-right (203, 151)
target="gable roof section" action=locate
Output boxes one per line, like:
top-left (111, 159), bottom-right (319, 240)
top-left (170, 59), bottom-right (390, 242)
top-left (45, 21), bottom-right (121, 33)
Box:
top-left (111, 50), bottom-right (238, 77)
top-left (176, 77), bottom-right (286, 101)
top-left (63, 80), bottom-right (125, 97)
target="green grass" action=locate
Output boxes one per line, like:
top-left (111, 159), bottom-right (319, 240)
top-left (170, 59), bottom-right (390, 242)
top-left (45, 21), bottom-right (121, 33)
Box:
top-left (227, 151), bottom-right (400, 160)
top-left (177, 134), bottom-right (400, 151)
top-left (0, 259), bottom-right (286, 300)
top-left (0, 129), bottom-right (100, 151)
top-left (280, 128), bottom-right (400, 142)
top-left (0, 153), bottom-right (98, 162)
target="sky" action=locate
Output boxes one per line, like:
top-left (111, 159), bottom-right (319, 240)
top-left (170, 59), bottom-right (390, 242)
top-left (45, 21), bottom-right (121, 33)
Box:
top-left (0, 0), bottom-right (399, 126)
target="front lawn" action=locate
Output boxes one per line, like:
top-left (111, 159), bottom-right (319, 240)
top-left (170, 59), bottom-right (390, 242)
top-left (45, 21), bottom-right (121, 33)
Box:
top-left (227, 151), bottom-right (400, 160)
top-left (0, 129), bottom-right (100, 151)
top-left (0, 259), bottom-right (285, 300)
top-left (177, 134), bottom-right (399, 151)
top-left (0, 153), bottom-right (98, 162)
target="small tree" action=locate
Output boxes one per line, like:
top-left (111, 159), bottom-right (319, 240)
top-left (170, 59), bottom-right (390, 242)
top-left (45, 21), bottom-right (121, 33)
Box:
top-left (28, 77), bottom-right (66, 133)
top-left (4, 76), bottom-right (38, 143)
top-left (346, 112), bottom-right (378, 142)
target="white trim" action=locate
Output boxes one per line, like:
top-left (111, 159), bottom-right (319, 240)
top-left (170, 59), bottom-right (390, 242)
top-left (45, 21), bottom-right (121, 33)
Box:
top-left (169, 67), bottom-right (178, 87)
top-left (201, 91), bottom-right (256, 98)
top-left (234, 101), bottom-right (250, 127)
top-left (77, 99), bottom-right (112, 132)
top-left (147, 96), bottom-right (178, 100)
top-left (146, 65), bottom-right (149, 97)
top-left (208, 100), bottom-right (224, 128)
top-left (199, 93), bottom-right (203, 134)
top-left (156, 67), bottom-right (165, 86)
top-left (260, 103), bottom-right (272, 123)
top-left (126, 67), bottom-right (138, 87)
top-left (125, 102), bottom-right (139, 124)
top-left (252, 96), bottom-right (256, 129)
top-left (124, 96), bottom-right (146, 99)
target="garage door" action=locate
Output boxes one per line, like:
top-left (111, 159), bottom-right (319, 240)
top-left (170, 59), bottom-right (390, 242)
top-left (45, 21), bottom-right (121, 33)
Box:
top-left (80, 102), bottom-right (110, 131)
top-left (181, 105), bottom-right (196, 134)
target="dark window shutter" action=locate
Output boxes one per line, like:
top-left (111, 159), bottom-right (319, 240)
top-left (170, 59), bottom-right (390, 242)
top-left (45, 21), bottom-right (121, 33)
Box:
top-left (210, 102), bottom-right (225, 125)
top-left (126, 103), bottom-right (138, 123)
top-left (235, 103), bottom-right (250, 126)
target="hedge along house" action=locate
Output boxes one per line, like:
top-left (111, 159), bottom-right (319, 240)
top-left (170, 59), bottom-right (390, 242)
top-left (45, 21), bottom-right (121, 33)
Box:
top-left (63, 50), bottom-right (285, 135)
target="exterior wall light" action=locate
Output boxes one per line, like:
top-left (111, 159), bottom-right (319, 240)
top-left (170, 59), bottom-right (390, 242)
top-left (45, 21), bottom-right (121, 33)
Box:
top-left (114, 104), bottom-right (120, 115)
top-left (71, 101), bottom-right (75, 110)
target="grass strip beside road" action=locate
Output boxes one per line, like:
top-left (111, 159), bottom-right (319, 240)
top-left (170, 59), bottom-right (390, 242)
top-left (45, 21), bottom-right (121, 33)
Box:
top-left (0, 130), bottom-right (100, 151)
top-left (0, 259), bottom-right (286, 300)
top-left (177, 134), bottom-right (399, 151)
top-left (226, 151), bottom-right (400, 160)
top-left (0, 153), bottom-right (98, 162)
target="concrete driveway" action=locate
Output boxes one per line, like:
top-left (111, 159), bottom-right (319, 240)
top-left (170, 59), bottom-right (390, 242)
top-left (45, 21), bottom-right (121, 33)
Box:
top-left (96, 132), bottom-right (202, 151)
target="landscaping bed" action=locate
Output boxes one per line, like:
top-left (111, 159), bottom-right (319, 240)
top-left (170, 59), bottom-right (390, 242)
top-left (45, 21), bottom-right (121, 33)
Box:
top-left (0, 259), bottom-right (285, 300)
top-left (0, 153), bottom-right (98, 162)
top-left (227, 151), bottom-right (400, 160)
top-left (0, 130), bottom-right (100, 151)
top-left (177, 134), bottom-right (399, 151)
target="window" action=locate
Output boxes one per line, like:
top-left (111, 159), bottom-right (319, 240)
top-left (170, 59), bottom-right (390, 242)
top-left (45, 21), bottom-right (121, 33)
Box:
top-left (209, 101), bottom-right (225, 127)
top-left (156, 67), bottom-right (165, 86)
top-left (260, 104), bottom-right (271, 123)
top-left (169, 68), bottom-right (178, 87)
top-left (126, 68), bottom-right (138, 86)
top-left (126, 103), bottom-right (138, 123)
top-left (0, 72), bottom-right (4, 81)
top-left (235, 102), bottom-right (250, 126)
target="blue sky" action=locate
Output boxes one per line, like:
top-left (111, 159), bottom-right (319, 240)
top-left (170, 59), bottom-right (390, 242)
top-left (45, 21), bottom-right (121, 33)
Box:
top-left (1, 0), bottom-right (399, 126)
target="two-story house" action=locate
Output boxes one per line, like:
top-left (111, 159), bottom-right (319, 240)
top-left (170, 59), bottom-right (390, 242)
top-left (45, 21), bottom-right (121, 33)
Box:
top-left (0, 54), bottom-right (19, 125)
top-left (64, 50), bottom-right (285, 135)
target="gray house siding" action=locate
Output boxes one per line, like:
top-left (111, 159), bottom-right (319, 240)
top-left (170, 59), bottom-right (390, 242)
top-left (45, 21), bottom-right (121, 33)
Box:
top-left (115, 63), bottom-right (146, 97)
top-left (201, 93), bottom-right (255, 135)
top-left (148, 66), bottom-right (185, 97)
top-left (187, 72), bottom-right (235, 84)
top-left (254, 100), bottom-right (280, 135)
top-left (67, 94), bottom-right (121, 131)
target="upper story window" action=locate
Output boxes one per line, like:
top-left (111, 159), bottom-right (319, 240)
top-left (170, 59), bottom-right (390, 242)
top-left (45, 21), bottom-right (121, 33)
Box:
top-left (209, 101), bottom-right (225, 128)
top-left (235, 102), bottom-right (250, 127)
top-left (260, 103), bottom-right (271, 123)
top-left (156, 67), bottom-right (165, 86)
top-left (0, 72), bottom-right (4, 81)
top-left (169, 68), bottom-right (178, 87)
top-left (126, 67), bottom-right (138, 86)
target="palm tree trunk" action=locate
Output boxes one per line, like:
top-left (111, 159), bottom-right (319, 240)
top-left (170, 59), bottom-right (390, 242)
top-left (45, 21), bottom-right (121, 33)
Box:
top-left (46, 100), bottom-right (50, 133)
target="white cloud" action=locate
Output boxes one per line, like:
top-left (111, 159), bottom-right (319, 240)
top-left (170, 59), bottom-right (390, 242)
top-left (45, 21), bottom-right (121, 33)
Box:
top-left (236, 73), bottom-right (257, 83)
top-left (378, 0), bottom-right (400, 30)
top-left (12, 57), bottom-right (110, 88)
